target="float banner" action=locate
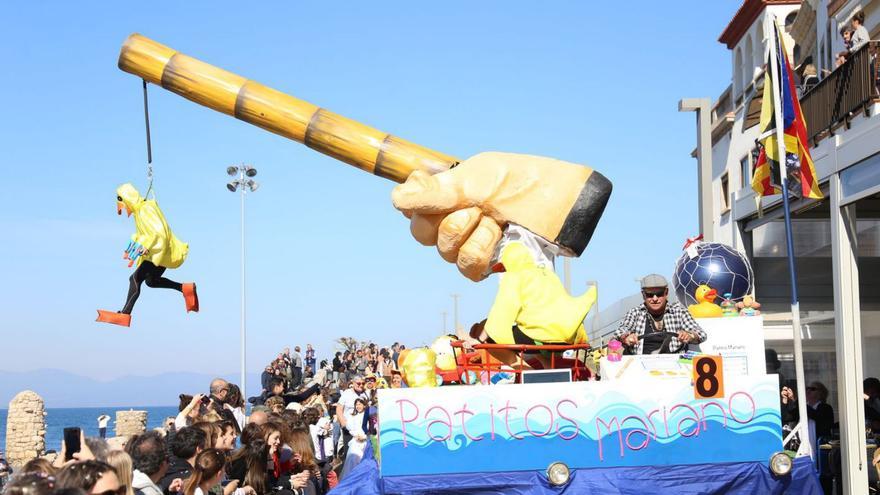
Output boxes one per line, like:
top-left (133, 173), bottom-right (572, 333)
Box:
top-left (377, 376), bottom-right (781, 476)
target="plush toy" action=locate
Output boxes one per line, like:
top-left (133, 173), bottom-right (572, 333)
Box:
top-left (400, 348), bottom-right (438, 388)
top-left (720, 293), bottom-right (739, 317)
top-left (431, 335), bottom-right (458, 372)
top-left (688, 284), bottom-right (722, 318)
top-left (484, 242), bottom-right (596, 346)
top-left (606, 340), bottom-right (623, 362)
top-left (590, 346), bottom-right (608, 365)
top-left (96, 184), bottom-right (198, 327)
top-left (736, 295), bottom-right (762, 316)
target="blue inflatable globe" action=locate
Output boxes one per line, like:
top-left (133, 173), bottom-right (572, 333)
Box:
top-left (672, 242), bottom-right (754, 307)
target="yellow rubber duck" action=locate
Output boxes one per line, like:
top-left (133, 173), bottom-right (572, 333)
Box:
top-left (688, 284), bottom-right (723, 318)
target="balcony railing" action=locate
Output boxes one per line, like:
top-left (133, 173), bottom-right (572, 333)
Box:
top-left (800, 41), bottom-right (880, 144)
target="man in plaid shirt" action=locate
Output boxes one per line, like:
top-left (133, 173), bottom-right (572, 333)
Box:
top-left (614, 274), bottom-right (706, 354)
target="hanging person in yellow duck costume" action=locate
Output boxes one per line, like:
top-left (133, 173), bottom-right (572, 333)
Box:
top-left (96, 183), bottom-right (198, 327)
top-left (475, 241), bottom-right (596, 369)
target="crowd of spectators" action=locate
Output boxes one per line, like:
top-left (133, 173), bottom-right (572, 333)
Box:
top-left (0, 339), bottom-right (410, 495)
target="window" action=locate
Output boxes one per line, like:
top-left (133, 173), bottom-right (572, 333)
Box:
top-left (784, 10), bottom-right (798, 29)
top-left (741, 155), bottom-right (752, 189)
top-left (721, 173), bottom-right (730, 213)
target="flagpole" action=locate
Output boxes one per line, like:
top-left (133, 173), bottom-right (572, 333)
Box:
top-left (767, 16), bottom-right (811, 458)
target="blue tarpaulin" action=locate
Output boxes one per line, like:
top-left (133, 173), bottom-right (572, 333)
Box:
top-left (329, 457), bottom-right (821, 494)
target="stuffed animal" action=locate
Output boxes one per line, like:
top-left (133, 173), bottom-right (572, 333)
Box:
top-left (720, 293), bottom-right (739, 317)
top-left (431, 335), bottom-right (458, 372)
top-left (400, 348), bottom-right (438, 388)
top-left (736, 295), bottom-right (762, 316)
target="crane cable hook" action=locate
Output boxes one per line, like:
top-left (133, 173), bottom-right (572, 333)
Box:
top-left (142, 79), bottom-right (155, 200)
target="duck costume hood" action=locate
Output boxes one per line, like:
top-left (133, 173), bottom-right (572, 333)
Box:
top-left (117, 183), bottom-right (188, 269)
top-left (484, 242), bottom-right (596, 345)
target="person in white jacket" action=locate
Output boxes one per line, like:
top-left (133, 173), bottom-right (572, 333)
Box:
top-left (310, 416), bottom-right (335, 464)
top-left (339, 398), bottom-right (368, 480)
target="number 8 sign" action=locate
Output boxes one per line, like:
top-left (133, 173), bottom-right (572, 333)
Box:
top-left (693, 355), bottom-right (724, 399)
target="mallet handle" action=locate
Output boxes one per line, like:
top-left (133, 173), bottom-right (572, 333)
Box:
top-left (118, 33), bottom-right (459, 183)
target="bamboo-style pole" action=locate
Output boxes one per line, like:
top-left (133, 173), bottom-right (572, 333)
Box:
top-left (118, 34), bottom-right (458, 183)
top-left (118, 34), bottom-right (613, 258)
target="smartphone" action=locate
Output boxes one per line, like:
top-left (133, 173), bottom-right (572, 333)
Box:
top-left (63, 427), bottom-right (81, 461)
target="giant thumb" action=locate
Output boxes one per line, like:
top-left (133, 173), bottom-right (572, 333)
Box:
top-left (391, 169), bottom-right (465, 215)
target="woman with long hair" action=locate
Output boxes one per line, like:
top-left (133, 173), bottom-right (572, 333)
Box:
top-left (56, 460), bottom-right (122, 495)
top-left (182, 449), bottom-right (223, 495)
top-left (3, 473), bottom-right (56, 495)
top-left (216, 420), bottom-right (238, 452)
top-left (226, 439), bottom-right (267, 495)
top-left (288, 428), bottom-right (323, 494)
top-left (19, 458), bottom-right (57, 477)
top-left (191, 422), bottom-right (222, 454)
top-left (229, 438), bottom-right (312, 495)
top-left (261, 422), bottom-right (292, 480)
top-left (224, 384), bottom-right (247, 432)
top-left (105, 451), bottom-right (134, 495)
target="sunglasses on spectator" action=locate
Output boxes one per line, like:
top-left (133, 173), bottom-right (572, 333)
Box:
top-left (643, 290), bottom-right (666, 299)
top-left (806, 387), bottom-right (817, 391)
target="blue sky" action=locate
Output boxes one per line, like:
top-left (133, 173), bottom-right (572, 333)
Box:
top-left (1, 1), bottom-right (740, 390)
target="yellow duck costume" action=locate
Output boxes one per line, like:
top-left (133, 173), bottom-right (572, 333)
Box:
top-left (688, 284), bottom-right (722, 318)
top-left (484, 242), bottom-right (596, 346)
top-left (96, 183), bottom-right (198, 327)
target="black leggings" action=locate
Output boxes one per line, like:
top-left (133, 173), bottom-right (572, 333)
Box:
top-left (121, 260), bottom-right (182, 314)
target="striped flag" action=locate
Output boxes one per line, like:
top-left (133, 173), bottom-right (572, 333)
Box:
top-left (752, 24), bottom-right (823, 199)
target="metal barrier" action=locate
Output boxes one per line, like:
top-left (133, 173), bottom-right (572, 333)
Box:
top-left (449, 340), bottom-right (594, 383)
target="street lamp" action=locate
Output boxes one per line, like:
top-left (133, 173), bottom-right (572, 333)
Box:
top-left (226, 164), bottom-right (259, 400)
top-left (678, 98), bottom-right (714, 242)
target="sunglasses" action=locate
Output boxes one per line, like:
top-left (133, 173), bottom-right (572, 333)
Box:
top-left (643, 290), bottom-right (666, 299)
top-left (806, 387), bottom-right (817, 391)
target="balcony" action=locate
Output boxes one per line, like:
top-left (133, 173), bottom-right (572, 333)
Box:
top-left (799, 41), bottom-right (880, 145)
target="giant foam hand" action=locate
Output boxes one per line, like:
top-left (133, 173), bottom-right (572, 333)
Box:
top-left (391, 152), bottom-right (611, 281)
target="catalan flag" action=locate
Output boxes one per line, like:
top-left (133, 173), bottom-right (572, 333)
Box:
top-left (752, 24), bottom-right (823, 199)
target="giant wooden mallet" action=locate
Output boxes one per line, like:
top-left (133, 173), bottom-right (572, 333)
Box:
top-left (118, 34), bottom-right (611, 275)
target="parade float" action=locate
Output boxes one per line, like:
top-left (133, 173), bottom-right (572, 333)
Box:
top-left (113, 34), bottom-right (821, 494)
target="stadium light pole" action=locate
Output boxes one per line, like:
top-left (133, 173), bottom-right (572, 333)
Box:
top-left (226, 164), bottom-right (259, 400)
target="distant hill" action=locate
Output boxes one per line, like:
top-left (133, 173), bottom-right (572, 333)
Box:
top-left (0, 369), bottom-right (263, 408)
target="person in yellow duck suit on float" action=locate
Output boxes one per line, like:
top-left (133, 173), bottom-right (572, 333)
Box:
top-left (480, 241), bottom-right (596, 368)
top-left (96, 183), bottom-right (198, 327)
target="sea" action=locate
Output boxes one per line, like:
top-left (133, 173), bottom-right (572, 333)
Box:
top-left (0, 406), bottom-right (178, 453)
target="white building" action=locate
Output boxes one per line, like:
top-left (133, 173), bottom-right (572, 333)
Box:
top-left (590, 0), bottom-right (880, 490)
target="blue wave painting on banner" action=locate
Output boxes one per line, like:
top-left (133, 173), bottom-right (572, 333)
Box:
top-left (377, 376), bottom-right (782, 476)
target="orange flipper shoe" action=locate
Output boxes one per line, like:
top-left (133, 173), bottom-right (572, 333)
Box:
top-left (96, 310), bottom-right (131, 327)
top-left (183, 283), bottom-right (199, 312)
